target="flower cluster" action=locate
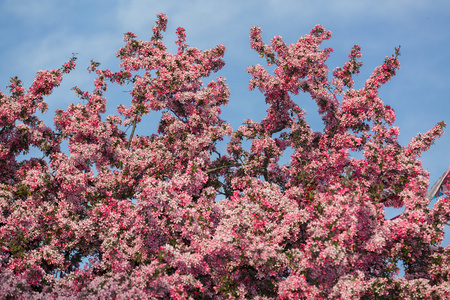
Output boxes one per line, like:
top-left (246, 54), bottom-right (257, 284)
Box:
top-left (0, 14), bottom-right (449, 299)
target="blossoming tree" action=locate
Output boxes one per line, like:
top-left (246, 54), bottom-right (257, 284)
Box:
top-left (1, 14), bottom-right (450, 299)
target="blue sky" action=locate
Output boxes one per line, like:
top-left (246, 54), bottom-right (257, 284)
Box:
top-left (1, 1), bottom-right (450, 232)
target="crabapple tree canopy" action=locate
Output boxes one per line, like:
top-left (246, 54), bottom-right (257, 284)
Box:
top-left (1, 13), bottom-right (450, 299)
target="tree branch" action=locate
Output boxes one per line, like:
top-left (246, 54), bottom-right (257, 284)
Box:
top-left (127, 119), bottom-right (137, 150)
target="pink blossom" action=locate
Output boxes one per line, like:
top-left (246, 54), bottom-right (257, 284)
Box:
top-left (0, 13), bottom-right (448, 299)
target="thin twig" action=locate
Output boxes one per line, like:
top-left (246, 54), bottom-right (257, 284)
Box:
top-left (205, 163), bottom-right (241, 174)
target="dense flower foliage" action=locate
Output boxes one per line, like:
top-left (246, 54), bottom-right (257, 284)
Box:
top-left (1, 13), bottom-right (450, 299)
